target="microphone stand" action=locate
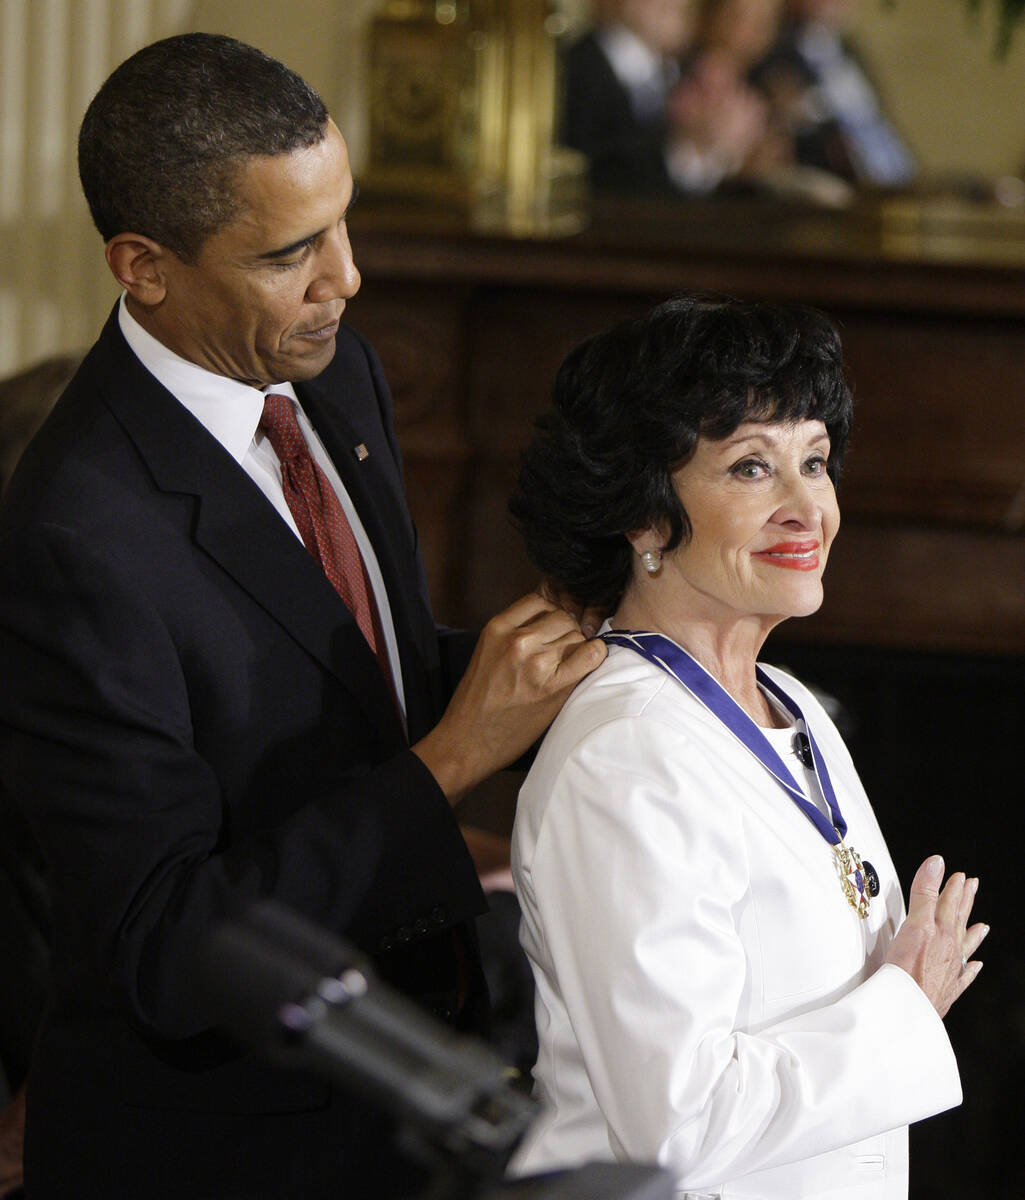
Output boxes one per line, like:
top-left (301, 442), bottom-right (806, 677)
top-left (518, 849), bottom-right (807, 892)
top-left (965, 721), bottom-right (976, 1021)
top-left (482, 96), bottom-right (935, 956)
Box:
top-left (200, 900), bottom-right (672, 1200)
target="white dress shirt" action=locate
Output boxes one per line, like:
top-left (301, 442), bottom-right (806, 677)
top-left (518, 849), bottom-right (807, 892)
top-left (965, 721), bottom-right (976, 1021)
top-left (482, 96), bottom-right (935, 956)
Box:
top-left (118, 296), bottom-right (406, 720)
top-left (511, 636), bottom-right (961, 1198)
top-left (795, 23), bottom-right (915, 187)
top-left (597, 24), bottom-right (678, 123)
top-left (596, 24), bottom-right (724, 194)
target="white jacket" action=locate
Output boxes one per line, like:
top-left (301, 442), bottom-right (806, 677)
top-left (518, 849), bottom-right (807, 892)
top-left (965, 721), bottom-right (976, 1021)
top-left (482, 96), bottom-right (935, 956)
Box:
top-left (511, 642), bottom-right (961, 1198)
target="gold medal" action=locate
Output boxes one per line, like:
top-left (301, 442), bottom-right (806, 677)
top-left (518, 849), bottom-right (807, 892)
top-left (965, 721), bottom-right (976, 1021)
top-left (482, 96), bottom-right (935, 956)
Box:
top-left (834, 840), bottom-right (870, 919)
top-left (601, 633), bottom-right (885, 921)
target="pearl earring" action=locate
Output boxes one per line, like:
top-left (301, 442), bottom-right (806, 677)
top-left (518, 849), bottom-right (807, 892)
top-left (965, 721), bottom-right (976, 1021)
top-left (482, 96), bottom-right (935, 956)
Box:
top-left (641, 549), bottom-right (663, 575)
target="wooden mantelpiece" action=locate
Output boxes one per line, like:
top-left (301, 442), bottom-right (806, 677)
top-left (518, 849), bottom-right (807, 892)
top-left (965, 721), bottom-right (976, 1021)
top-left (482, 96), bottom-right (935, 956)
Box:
top-left (347, 194), bottom-right (1025, 655)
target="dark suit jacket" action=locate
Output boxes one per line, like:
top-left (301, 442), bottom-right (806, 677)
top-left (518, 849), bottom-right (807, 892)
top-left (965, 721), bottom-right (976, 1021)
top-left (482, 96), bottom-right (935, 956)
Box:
top-left (0, 783), bottom-right (50, 1096)
top-left (561, 31), bottom-right (677, 195)
top-left (0, 310), bottom-right (488, 1198)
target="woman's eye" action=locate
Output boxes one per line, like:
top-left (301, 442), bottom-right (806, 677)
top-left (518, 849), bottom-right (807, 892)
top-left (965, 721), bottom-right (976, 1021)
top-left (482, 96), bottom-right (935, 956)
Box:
top-left (803, 455), bottom-right (828, 476)
top-left (731, 458), bottom-right (768, 479)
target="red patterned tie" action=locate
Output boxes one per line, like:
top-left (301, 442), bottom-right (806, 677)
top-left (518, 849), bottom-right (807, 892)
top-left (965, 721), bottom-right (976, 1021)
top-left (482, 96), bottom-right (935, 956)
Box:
top-left (259, 394), bottom-right (394, 693)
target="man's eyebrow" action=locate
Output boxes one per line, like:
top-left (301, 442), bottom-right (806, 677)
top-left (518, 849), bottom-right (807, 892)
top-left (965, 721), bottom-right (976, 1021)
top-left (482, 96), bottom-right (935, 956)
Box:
top-left (258, 184), bottom-right (360, 261)
top-left (259, 233), bottom-right (319, 261)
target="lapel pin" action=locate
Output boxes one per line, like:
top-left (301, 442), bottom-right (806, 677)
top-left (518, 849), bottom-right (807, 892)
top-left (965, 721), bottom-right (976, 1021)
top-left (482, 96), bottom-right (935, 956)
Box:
top-left (354, 443), bottom-right (369, 461)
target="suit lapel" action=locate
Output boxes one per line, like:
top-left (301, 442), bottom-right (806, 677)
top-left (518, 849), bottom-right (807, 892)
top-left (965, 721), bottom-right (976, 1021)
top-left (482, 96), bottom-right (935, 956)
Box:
top-left (297, 360), bottom-right (441, 742)
top-left (92, 314), bottom-right (405, 744)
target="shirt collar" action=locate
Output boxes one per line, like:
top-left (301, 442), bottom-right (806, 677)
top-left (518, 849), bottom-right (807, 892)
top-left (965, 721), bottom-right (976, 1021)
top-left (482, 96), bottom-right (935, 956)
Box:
top-left (117, 295), bottom-right (296, 464)
top-left (796, 21), bottom-right (843, 68)
top-left (597, 23), bottom-right (666, 89)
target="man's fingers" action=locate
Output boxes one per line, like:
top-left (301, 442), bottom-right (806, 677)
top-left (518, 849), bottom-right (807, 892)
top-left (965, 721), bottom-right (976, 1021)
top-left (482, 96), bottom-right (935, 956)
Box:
top-left (494, 591), bottom-right (559, 629)
top-left (528, 583), bottom-right (608, 641)
top-left (552, 635), bottom-right (608, 687)
top-left (579, 605), bottom-right (605, 639)
top-left (521, 607), bottom-right (587, 640)
top-left (508, 602), bottom-right (604, 653)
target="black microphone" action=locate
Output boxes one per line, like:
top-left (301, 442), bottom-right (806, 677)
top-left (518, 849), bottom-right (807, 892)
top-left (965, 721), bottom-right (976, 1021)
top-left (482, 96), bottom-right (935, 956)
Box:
top-left (792, 731), bottom-right (814, 769)
top-left (197, 901), bottom-right (675, 1199)
top-left (197, 900), bottom-right (536, 1180)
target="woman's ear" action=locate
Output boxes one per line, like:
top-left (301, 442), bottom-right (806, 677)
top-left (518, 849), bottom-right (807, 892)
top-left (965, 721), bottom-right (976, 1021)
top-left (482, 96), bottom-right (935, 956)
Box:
top-left (625, 526), bottom-right (665, 555)
top-left (104, 233), bottom-right (170, 306)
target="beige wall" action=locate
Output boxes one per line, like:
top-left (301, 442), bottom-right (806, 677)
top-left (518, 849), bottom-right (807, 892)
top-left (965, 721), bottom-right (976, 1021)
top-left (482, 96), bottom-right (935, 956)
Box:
top-left (0, 0), bottom-right (194, 377)
top-left (856, 0), bottom-right (1025, 179)
top-left (2, 0), bottom-right (1024, 378)
top-left (189, 0), bottom-right (378, 166)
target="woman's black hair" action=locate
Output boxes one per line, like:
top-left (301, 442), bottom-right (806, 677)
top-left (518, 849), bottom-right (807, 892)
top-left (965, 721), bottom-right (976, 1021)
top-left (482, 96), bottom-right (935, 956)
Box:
top-left (509, 293), bottom-right (853, 611)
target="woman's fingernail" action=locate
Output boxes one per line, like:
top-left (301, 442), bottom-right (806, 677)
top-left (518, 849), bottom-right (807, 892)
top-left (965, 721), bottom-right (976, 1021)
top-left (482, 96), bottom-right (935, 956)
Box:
top-left (926, 855), bottom-right (943, 877)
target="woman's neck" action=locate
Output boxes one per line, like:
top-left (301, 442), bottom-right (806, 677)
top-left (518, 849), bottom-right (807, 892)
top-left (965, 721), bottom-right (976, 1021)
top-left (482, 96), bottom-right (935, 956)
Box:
top-left (612, 598), bottom-right (784, 728)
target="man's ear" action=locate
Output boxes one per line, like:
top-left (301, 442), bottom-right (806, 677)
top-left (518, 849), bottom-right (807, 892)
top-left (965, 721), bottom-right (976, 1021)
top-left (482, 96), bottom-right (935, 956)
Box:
top-left (104, 233), bottom-right (171, 306)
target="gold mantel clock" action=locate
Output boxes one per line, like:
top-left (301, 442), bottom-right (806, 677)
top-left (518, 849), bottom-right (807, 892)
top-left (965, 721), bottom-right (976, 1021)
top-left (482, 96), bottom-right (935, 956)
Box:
top-left (366, 0), bottom-right (587, 234)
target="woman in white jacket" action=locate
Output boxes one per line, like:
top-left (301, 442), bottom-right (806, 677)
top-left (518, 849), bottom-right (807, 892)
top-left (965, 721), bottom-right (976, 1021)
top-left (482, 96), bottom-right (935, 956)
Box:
top-left (508, 294), bottom-right (987, 1199)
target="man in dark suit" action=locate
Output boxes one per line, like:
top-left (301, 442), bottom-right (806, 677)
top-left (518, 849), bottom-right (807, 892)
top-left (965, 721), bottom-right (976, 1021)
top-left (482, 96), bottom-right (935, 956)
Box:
top-left (0, 33), bottom-right (604, 1199)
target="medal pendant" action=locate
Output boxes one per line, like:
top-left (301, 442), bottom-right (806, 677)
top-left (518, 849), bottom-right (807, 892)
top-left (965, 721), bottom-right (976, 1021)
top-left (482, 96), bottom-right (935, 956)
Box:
top-left (833, 840), bottom-right (870, 919)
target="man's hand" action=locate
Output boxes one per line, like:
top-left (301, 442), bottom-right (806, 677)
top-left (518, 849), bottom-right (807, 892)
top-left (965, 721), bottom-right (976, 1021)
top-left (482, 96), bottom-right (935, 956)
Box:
top-left (667, 51), bottom-right (769, 174)
top-left (538, 578), bottom-right (607, 640)
top-left (413, 592), bottom-right (607, 803)
top-left (885, 855), bottom-right (989, 1018)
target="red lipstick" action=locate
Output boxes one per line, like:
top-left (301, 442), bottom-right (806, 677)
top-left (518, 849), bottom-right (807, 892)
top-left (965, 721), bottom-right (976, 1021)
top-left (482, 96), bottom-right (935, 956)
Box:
top-left (752, 541), bottom-right (821, 571)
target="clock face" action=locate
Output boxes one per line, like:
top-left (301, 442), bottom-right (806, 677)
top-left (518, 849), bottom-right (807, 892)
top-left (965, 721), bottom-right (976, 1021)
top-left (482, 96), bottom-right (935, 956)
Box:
top-left (378, 64), bottom-right (447, 142)
top-left (368, 17), bottom-right (467, 169)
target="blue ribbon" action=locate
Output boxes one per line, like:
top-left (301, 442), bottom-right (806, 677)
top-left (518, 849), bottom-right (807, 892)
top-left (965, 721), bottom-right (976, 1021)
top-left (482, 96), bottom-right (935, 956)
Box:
top-left (602, 630), bottom-right (848, 849)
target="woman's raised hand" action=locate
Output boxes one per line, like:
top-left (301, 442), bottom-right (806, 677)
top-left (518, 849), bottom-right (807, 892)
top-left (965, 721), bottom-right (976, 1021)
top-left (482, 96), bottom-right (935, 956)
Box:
top-left (885, 855), bottom-right (989, 1018)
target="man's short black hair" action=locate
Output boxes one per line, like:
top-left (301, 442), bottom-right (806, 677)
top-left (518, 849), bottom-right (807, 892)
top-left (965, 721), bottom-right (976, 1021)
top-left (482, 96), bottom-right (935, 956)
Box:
top-left (78, 33), bottom-right (330, 260)
top-left (510, 293), bottom-right (854, 611)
